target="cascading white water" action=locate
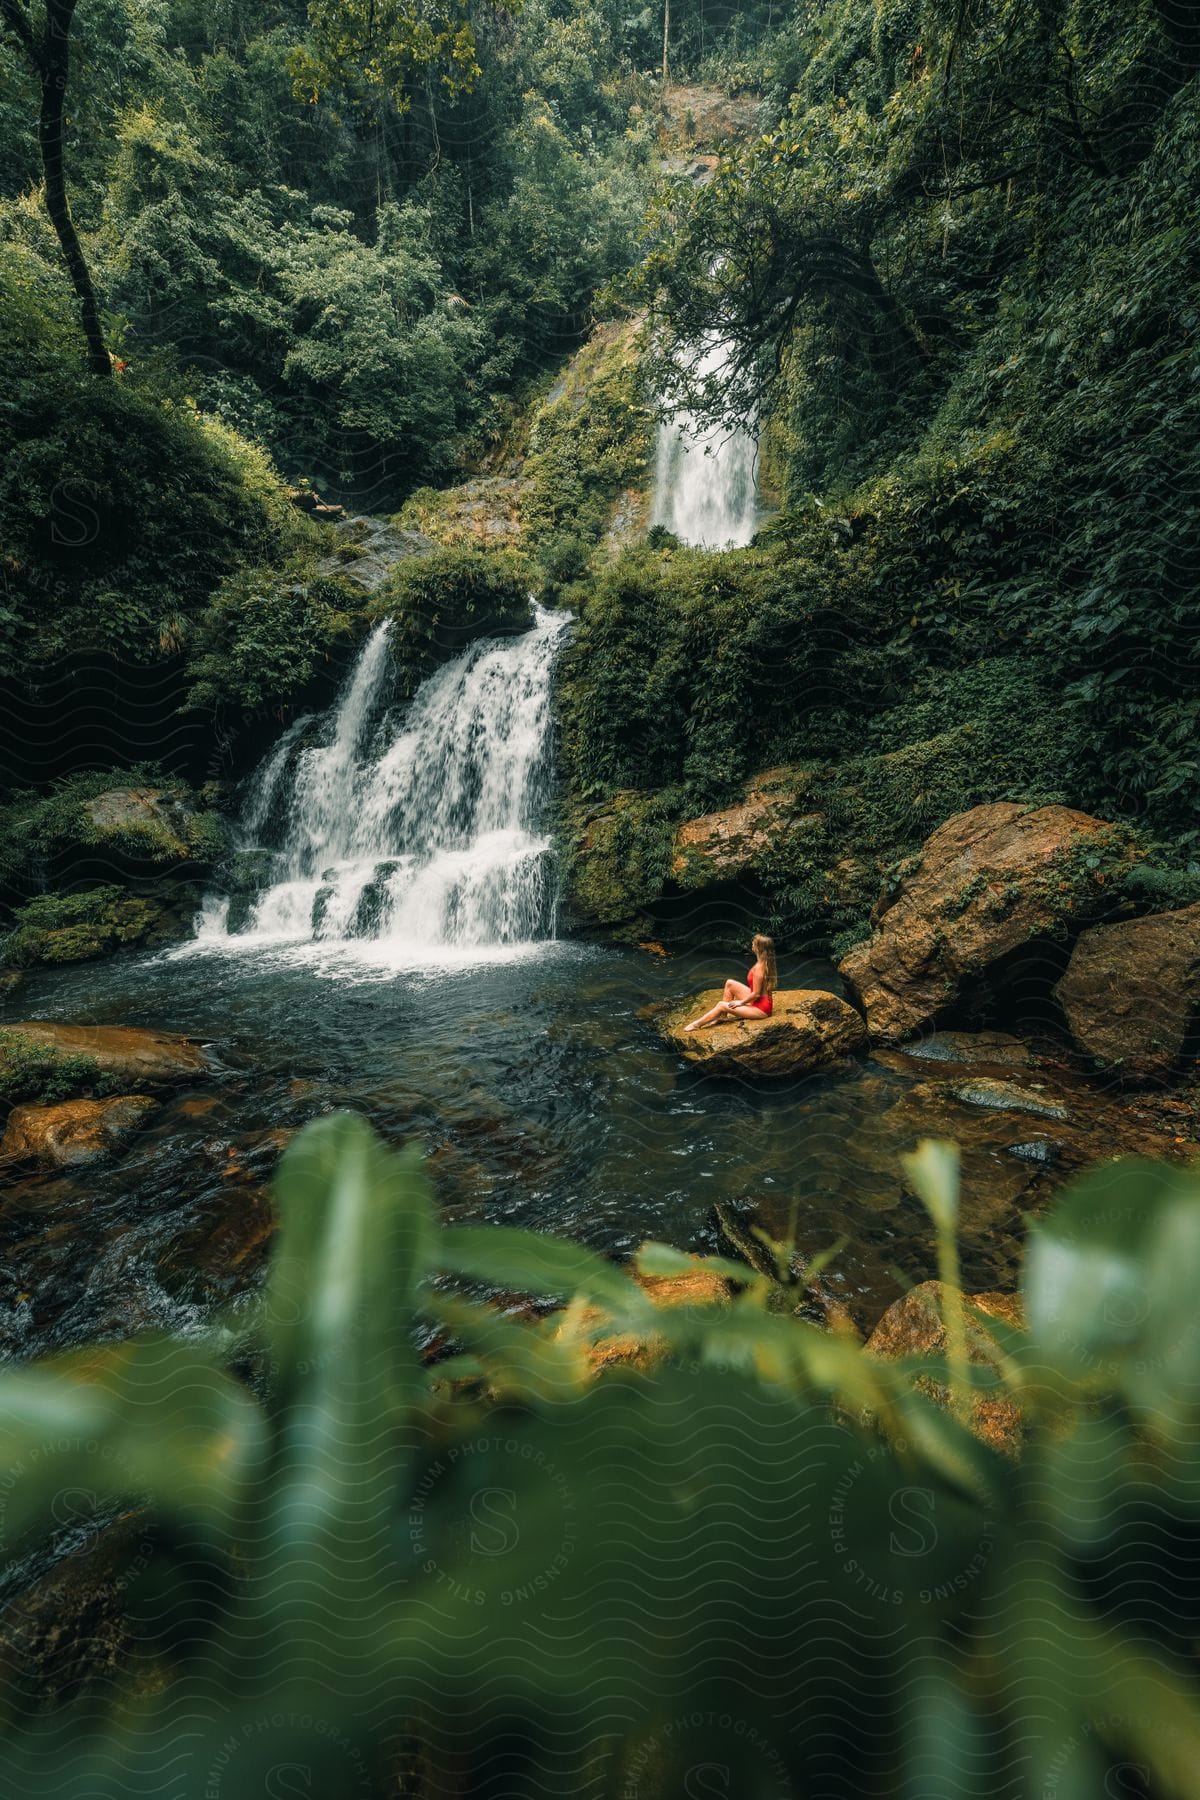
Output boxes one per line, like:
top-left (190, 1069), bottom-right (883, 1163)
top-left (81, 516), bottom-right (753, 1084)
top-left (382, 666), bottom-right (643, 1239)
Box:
top-left (197, 604), bottom-right (569, 956)
top-left (651, 333), bottom-right (757, 549)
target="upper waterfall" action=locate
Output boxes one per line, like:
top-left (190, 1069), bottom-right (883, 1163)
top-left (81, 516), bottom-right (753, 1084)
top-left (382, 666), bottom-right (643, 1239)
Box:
top-left (197, 603), bottom-right (569, 958)
top-left (651, 334), bottom-right (757, 550)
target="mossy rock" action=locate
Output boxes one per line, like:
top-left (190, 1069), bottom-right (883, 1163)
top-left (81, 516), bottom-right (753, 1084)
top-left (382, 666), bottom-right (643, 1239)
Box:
top-left (0, 886), bottom-right (172, 969)
top-left (659, 988), bottom-right (867, 1076)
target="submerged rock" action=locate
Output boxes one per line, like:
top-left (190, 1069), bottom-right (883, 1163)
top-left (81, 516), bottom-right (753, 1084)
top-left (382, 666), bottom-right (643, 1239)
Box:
top-left (0, 1021), bottom-right (209, 1086)
top-left (865, 1281), bottom-right (1025, 1456)
top-left (2, 1095), bottom-right (158, 1167)
top-left (0, 1508), bottom-right (162, 1704)
top-left (838, 803), bottom-right (1134, 1042)
top-left (899, 1030), bottom-right (1033, 1068)
top-left (660, 988), bottom-right (866, 1075)
top-left (1054, 902), bottom-right (1200, 1083)
top-left (946, 1078), bottom-right (1071, 1122)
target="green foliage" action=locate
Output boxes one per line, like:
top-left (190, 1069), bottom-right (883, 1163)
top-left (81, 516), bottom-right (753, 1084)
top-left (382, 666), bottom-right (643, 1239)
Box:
top-left (626, 0), bottom-right (1200, 875)
top-left (521, 319), bottom-right (655, 553)
top-left (0, 256), bottom-right (298, 679)
top-left (4, 1117), bottom-right (1200, 1794)
top-left (0, 886), bottom-right (166, 968)
top-left (0, 772), bottom-right (223, 904)
top-left (0, 1029), bottom-right (121, 1102)
top-left (183, 558), bottom-right (357, 713)
top-left (290, 0), bottom-right (491, 116)
top-left (369, 544), bottom-right (537, 693)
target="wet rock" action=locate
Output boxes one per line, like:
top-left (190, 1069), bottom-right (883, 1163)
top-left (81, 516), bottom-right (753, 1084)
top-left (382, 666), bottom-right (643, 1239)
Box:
top-left (838, 803), bottom-right (1135, 1043)
top-left (1, 1095), bottom-right (158, 1167)
top-left (670, 768), bottom-right (819, 888)
top-left (900, 1030), bottom-right (1033, 1068)
top-left (866, 1281), bottom-right (1024, 1456)
top-left (561, 1253), bottom-right (732, 1375)
top-left (946, 1078), bottom-right (1072, 1122)
top-left (0, 1021), bottom-right (209, 1086)
top-left (660, 988), bottom-right (866, 1076)
top-left (0, 1509), bottom-right (162, 1704)
top-left (1006, 1139), bottom-right (1060, 1166)
top-left (1054, 903), bottom-right (1200, 1083)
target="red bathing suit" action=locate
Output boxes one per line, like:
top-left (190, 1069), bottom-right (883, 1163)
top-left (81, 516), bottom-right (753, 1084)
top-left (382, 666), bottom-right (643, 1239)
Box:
top-left (745, 969), bottom-right (773, 1015)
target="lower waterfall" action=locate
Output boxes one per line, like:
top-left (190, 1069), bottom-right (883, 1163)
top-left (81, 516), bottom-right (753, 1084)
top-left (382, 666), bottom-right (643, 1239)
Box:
top-left (197, 603), bottom-right (569, 957)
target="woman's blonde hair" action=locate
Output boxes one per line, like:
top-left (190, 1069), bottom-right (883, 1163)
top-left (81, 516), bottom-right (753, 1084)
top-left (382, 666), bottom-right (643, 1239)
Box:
top-left (752, 933), bottom-right (778, 993)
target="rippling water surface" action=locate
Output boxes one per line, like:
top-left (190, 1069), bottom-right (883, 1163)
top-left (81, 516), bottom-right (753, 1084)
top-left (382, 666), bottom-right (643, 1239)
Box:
top-left (2, 934), bottom-right (1021, 1362)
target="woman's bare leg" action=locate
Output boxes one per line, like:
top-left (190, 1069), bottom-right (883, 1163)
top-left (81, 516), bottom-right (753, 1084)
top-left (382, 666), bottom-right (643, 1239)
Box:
top-left (723, 979), bottom-right (752, 1003)
top-left (684, 998), bottom-right (739, 1032)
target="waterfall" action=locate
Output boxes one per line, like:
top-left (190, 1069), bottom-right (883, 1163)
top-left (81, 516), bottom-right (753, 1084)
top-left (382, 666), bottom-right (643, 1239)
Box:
top-left (651, 334), bottom-right (757, 550)
top-left (197, 604), bottom-right (570, 957)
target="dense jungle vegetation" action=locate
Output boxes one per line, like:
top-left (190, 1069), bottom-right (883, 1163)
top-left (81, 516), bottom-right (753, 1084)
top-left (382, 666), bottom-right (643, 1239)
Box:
top-left (3, 0), bottom-right (1197, 953)
top-left (4, 1114), bottom-right (1200, 1798)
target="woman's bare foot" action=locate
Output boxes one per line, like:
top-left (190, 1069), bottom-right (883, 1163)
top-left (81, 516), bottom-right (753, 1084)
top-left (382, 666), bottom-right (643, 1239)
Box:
top-left (683, 1020), bottom-right (702, 1032)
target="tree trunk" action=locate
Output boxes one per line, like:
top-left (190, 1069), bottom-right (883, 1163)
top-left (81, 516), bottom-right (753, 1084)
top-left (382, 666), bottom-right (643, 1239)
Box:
top-left (38, 0), bottom-right (110, 376)
top-left (661, 0), bottom-right (669, 90)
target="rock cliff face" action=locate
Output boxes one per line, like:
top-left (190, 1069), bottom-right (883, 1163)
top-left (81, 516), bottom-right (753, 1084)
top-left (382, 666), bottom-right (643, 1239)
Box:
top-left (837, 803), bottom-right (1135, 1043)
top-left (1055, 903), bottom-right (1200, 1082)
top-left (659, 987), bottom-right (866, 1075)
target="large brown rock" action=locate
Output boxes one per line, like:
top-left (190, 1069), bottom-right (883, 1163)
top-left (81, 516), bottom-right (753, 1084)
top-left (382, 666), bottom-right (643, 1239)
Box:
top-left (1054, 903), bottom-right (1200, 1083)
top-left (559, 1253), bottom-right (732, 1376)
top-left (670, 768), bottom-right (819, 887)
top-left (660, 987), bottom-right (866, 1075)
top-left (838, 803), bottom-right (1133, 1042)
top-left (2, 1095), bottom-right (158, 1167)
top-left (866, 1281), bottom-right (1025, 1456)
top-left (0, 1021), bottom-right (209, 1085)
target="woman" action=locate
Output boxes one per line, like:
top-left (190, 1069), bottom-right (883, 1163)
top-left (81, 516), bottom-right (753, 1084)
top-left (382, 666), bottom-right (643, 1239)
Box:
top-left (683, 934), bottom-right (778, 1032)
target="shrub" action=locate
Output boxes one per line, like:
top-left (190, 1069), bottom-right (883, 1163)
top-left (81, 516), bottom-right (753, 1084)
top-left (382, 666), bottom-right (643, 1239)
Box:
top-left (0, 886), bottom-right (167, 968)
top-left (368, 545), bottom-right (538, 695)
top-left (0, 1031), bottom-right (120, 1102)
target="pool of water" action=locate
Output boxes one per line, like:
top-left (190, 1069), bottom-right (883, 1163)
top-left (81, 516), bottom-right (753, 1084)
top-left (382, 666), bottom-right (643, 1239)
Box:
top-left (0, 936), bottom-right (1039, 1362)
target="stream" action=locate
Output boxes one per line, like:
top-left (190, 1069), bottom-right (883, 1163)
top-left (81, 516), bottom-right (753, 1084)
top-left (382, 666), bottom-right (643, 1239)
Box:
top-left (3, 934), bottom-right (1033, 1364)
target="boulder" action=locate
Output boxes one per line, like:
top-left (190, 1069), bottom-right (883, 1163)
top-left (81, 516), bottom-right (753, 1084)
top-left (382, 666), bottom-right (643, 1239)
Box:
top-left (866, 1281), bottom-right (1025, 1456)
top-left (670, 768), bottom-right (819, 888)
top-left (560, 1253), bottom-right (732, 1375)
top-left (85, 787), bottom-right (199, 860)
top-left (838, 803), bottom-right (1134, 1042)
top-left (660, 988), bottom-right (866, 1076)
top-left (0, 1021), bottom-right (209, 1086)
top-left (2, 1095), bottom-right (158, 1167)
top-left (1054, 903), bottom-right (1200, 1083)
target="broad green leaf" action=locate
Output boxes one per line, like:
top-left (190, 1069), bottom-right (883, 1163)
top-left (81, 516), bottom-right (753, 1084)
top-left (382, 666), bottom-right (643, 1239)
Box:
top-left (0, 1340), bottom-right (262, 1555)
top-left (242, 1112), bottom-right (435, 1686)
top-left (1023, 1158), bottom-right (1200, 1420)
top-left (437, 1222), bottom-right (647, 1314)
top-left (635, 1241), bottom-right (766, 1288)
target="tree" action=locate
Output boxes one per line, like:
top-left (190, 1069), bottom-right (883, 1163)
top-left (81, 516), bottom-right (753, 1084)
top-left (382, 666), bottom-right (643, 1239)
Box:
top-left (0, 0), bottom-right (110, 375)
top-left (290, 0), bottom-right (494, 119)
